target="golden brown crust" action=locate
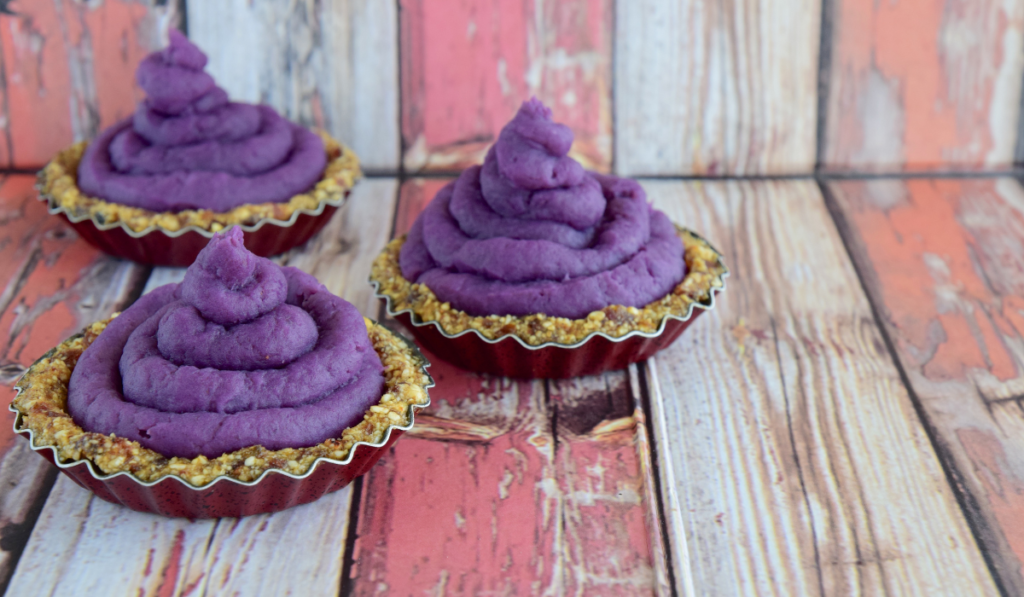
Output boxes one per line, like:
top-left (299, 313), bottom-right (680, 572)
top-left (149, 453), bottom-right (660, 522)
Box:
top-left (11, 317), bottom-right (430, 486)
top-left (370, 228), bottom-right (728, 346)
top-left (37, 130), bottom-right (361, 234)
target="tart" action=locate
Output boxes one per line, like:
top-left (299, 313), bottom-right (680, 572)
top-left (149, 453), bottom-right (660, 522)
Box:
top-left (11, 227), bottom-right (431, 518)
top-left (370, 99), bottom-right (727, 377)
top-left (37, 31), bottom-right (360, 266)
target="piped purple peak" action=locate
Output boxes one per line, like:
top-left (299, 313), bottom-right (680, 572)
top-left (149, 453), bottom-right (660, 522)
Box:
top-left (67, 227), bottom-right (385, 459)
top-left (399, 98), bottom-right (686, 319)
top-left (77, 31), bottom-right (327, 212)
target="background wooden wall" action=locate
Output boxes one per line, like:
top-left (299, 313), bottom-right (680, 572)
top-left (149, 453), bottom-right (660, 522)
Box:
top-left (2, 0), bottom-right (1022, 176)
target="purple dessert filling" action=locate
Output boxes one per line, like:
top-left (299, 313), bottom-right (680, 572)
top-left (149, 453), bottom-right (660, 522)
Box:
top-left (399, 98), bottom-right (686, 320)
top-left (77, 31), bottom-right (327, 212)
top-left (67, 227), bottom-right (385, 459)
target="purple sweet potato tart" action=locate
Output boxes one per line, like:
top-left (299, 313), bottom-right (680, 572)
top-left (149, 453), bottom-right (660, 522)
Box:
top-left (371, 99), bottom-right (727, 377)
top-left (11, 228), bottom-right (432, 518)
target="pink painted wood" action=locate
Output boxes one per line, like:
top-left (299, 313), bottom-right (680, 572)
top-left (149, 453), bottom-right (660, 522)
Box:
top-left (823, 0), bottom-right (1024, 171)
top-left (400, 0), bottom-right (612, 173)
top-left (0, 2), bottom-right (176, 169)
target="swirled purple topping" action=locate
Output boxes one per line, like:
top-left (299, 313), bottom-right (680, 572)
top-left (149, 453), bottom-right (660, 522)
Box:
top-left (399, 98), bottom-right (686, 320)
top-left (76, 31), bottom-right (327, 212)
top-left (67, 227), bottom-right (385, 459)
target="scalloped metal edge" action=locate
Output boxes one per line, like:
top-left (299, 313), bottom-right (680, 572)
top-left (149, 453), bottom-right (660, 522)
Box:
top-left (9, 327), bottom-right (433, 491)
top-left (370, 228), bottom-right (729, 351)
top-left (34, 148), bottom-right (360, 240)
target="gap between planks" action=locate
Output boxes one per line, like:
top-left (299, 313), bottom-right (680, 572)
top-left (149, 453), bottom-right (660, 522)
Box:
top-left (818, 180), bottom-right (1015, 597)
top-left (643, 179), bottom-right (1000, 596)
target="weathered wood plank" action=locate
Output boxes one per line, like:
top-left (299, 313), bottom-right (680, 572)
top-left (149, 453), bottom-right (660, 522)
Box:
top-left (644, 179), bottom-right (998, 595)
top-left (350, 361), bottom-right (665, 596)
top-left (7, 475), bottom-right (353, 596)
top-left (400, 0), bottom-right (612, 173)
top-left (4, 179), bottom-right (399, 595)
top-left (350, 370), bottom-right (554, 596)
top-left (827, 177), bottom-right (1024, 593)
top-left (822, 0), bottom-right (1024, 172)
top-left (347, 179), bottom-right (663, 595)
top-left (613, 0), bottom-right (820, 176)
top-left (0, 1), bottom-right (178, 169)
top-left (549, 372), bottom-right (663, 595)
top-left (187, 0), bottom-right (400, 172)
top-left (0, 174), bottom-right (149, 590)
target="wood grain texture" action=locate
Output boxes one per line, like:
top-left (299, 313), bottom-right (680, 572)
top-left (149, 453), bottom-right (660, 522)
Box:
top-left (827, 177), bottom-right (1024, 593)
top-left (0, 1), bottom-right (178, 169)
top-left (400, 0), bottom-right (612, 173)
top-left (550, 372), bottom-right (663, 595)
top-left (186, 0), bottom-right (400, 172)
top-left (3, 180), bottom-right (399, 595)
top-left (350, 363), bottom-right (662, 596)
top-left (822, 0), bottom-right (1024, 172)
top-left (346, 179), bottom-right (663, 595)
top-left (0, 174), bottom-right (148, 590)
top-left (6, 476), bottom-right (354, 597)
top-left (613, 0), bottom-right (820, 176)
top-left (644, 179), bottom-right (998, 596)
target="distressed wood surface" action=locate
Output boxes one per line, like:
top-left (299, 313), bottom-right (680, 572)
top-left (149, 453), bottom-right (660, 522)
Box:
top-left (7, 476), bottom-right (354, 597)
top-left (187, 0), bottom-right (400, 172)
top-left (0, 174), bottom-right (149, 591)
top-left (0, 1), bottom-right (177, 169)
top-left (350, 361), bottom-right (664, 596)
top-left (400, 0), bottom-right (612, 173)
top-left (345, 179), bottom-right (664, 595)
top-left (644, 179), bottom-right (999, 596)
top-left (827, 177), bottom-right (1024, 593)
top-left (822, 0), bottom-right (1024, 172)
top-left (5, 179), bottom-right (398, 596)
top-left (613, 0), bottom-right (820, 176)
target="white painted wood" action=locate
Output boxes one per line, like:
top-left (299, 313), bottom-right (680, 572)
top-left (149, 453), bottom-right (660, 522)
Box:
top-left (7, 477), bottom-right (215, 596)
top-left (6, 477), bottom-right (352, 596)
top-left (643, 180), bottom-right (998, 595)
top-left (187, 0), bottom-right (400, 172)
top-left (614, 1), bottom-right (820, 176)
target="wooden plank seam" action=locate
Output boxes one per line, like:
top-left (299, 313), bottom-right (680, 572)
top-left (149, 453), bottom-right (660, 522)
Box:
top-left (817, 178), bottom-right (1010, 593)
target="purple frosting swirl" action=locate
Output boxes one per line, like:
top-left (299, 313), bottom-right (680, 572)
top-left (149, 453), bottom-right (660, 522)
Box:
top-left (77, 31), bottom-right (327, 212)
top-left (399, 99), bottom-right (686, 320)
top-left (68, 227), bottom-right (385, 459)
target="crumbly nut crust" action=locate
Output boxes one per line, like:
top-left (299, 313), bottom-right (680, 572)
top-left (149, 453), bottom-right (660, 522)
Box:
top-left (371, 228), bottom-right (728, 346)
top-left (11, 317), bottom-right (430, 487)
top-left (37, 130), bottom-right (361, 234)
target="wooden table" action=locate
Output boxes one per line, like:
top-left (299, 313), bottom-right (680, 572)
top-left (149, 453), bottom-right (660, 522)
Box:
top-left (0, 172), bottom-right (1021, 596)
